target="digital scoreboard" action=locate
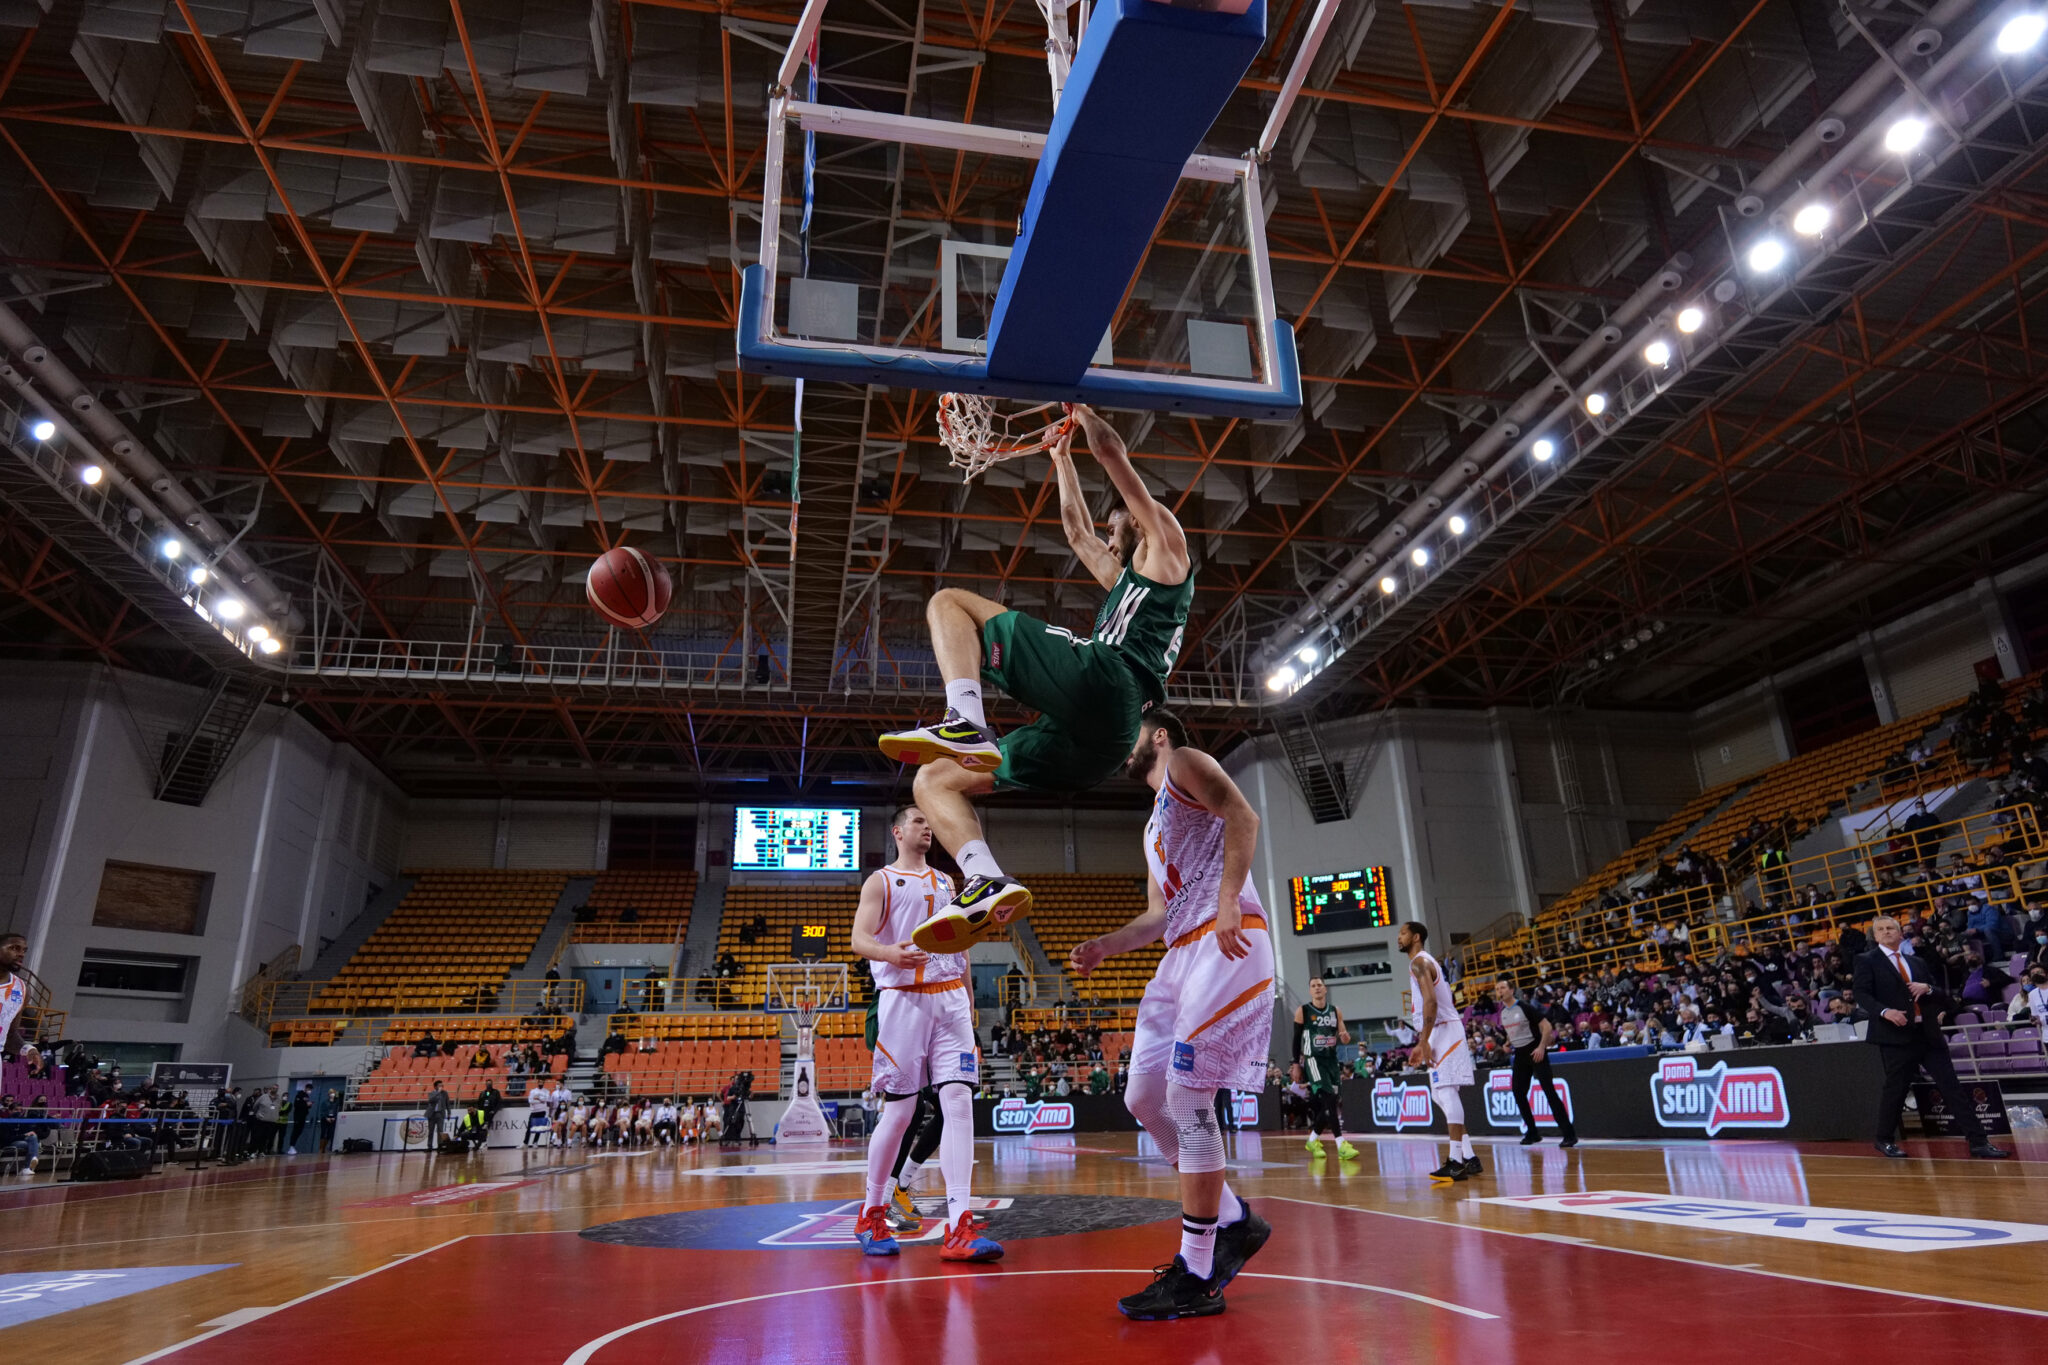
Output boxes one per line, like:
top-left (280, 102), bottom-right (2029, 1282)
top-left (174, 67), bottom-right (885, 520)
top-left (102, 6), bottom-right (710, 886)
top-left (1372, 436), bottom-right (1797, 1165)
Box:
top-left (1289, 867), bottom-right (1395, 936)
top-left (733, 807), bottom-right (860, 871)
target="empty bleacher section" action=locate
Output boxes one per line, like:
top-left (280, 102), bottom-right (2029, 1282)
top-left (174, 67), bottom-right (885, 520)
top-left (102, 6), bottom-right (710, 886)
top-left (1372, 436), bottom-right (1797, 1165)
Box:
top-left (353, 1042), bottom-right (568, 1105)
top-left (1023, 875), bottom-right (1156, 1002)
top-left (601, 1014), bottom-right (781, 1098)
top-left (309, 870), bottom-right (568, 1013)
top-left (572, 869), bottom-right (699, 944)
top-left (711, 884), bottom-right (862, 1006)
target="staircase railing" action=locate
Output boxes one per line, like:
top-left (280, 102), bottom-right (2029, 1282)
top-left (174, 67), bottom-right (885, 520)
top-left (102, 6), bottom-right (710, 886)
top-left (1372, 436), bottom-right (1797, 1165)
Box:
top-left (237, 943), bottom-right (302, 1022)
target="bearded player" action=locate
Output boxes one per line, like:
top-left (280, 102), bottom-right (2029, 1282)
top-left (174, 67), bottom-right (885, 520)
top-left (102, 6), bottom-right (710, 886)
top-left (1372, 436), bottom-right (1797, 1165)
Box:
top-left (880, 405), bottom-right (1192, 954)
top-left (1399, 921), bottom-right (1481, 1182)
top-left (1295, 976), bottom-right (1357, 1160)
top-left (1069, 709), bottom-right (1273, 1320)
top-left (849, 805), bottom-right (1001, 1262)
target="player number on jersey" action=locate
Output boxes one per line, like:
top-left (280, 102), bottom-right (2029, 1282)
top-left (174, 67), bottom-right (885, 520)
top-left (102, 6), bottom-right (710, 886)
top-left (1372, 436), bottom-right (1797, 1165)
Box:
top-left (1099, 585), bottom-right (1149, 646)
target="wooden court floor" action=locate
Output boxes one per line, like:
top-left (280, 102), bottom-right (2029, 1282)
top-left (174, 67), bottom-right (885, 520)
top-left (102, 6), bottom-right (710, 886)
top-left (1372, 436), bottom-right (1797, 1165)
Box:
top-left (3, 1129), bottom-right (2045, 1363)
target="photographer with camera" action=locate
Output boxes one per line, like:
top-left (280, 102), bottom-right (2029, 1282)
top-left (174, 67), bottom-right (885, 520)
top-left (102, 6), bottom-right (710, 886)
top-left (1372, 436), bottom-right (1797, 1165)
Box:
top-left (721, 1069), bottom-right (754, 1142)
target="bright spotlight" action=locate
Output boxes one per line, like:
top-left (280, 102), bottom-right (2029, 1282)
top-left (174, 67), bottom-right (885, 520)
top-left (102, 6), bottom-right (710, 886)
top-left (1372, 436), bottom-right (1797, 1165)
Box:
top-left (214, 597), bottom-right (246, 621)
top-left (1583, 392), bottom-right (1607, 417)
top-left (1448, 514), bottom-right (1468, 535)
top-left (1296, 645), bottom-right (1318, 664)
top-left (1267, 666), bottom-right (1296, 691)
top-left (30, 419), bottom-right (55, 442)
top-left (1998, 12), bottom-right (2046, 51)
top-left (1884, 116), bottom-right (1927, 154)
top-left (1532, 438), bottom-right (1556, 462)
top-left (188, 565), bottom-right (209, 586)
top-left (1792, 203), bottom-right (1831, 236)
top-left (78, 463), bottom-right (103, 486)
top-left (160, 537), bottom-right (183, 560)
top-left (1410, 546), bottom-right (1430, 568)
top-left (259, 636), bottom-right (282, 655)
top-left (246, 624), bottom-right (270, 642)
top-left (1643, 340), bottom-right (1671, 367)
top-left (1746, 238), bottom-right (1788, 273)
top-left (1378, 575), bottom-right (1397, 595)
top-left (1677, 306), bottom-right (1705, 334)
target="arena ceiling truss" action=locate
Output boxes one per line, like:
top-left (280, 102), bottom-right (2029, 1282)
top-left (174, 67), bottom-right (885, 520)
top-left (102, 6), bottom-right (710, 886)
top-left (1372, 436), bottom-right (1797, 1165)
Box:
top-left (0, 0), bottom-right (2044, 797)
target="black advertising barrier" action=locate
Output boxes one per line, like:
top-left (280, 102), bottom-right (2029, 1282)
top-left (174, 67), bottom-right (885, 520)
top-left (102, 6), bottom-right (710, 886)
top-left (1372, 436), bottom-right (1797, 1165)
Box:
top-left (971, 1089), bottom-right (1271, 1136)
top-left (1914, 1079), bottom-right (2013, 1136)
top-left (1341, 1041), bottom-right (1889, 1143)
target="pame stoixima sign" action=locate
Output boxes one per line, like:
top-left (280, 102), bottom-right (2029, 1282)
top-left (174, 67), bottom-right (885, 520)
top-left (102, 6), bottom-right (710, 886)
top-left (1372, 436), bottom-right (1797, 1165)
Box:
top-left (1369, 1077), bottom-right (1435, 1130)
top-left (991, 1099), bottom-right (1074, 1134)
top-left (1483, 1069), bottom-right (1573, 1131)
top-left (1650, 1056), bottom-right (1788, 1136)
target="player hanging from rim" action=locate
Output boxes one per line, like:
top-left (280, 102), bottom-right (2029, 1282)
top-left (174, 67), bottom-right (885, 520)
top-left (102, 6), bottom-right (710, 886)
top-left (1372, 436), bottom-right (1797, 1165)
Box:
top-left (880, 404), bottom-right (1193, 953)
top-left (849, 805), bottom-right (1002, 1262)
top-left (1294, 977), bottom-right (1357, 1161)
top-left (1069, 709), bottom-right (1274, 1321)
top-left (1399, 921), bottom-right (1481, 1182)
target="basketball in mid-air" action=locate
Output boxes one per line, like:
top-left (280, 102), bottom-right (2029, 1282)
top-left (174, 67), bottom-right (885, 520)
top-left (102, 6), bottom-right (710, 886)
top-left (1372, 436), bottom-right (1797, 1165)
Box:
top-left (586, 546), bottom-right (673, 629)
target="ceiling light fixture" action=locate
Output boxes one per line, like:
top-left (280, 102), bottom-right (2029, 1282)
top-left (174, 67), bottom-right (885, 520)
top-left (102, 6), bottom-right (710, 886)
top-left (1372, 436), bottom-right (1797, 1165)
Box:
top-left (1532, 438), bottom-right (1556, 462)
top-left (1792, 203), bottom-right (1831, 236)
top-left (30, 419), bottom-right (55, 442)
top-left (1884, 116), bottom-right (1927, 154)
top-left (1583, 392), bottom-right (1608, 416)
top-left (1746, 238), bottom-right (1788, 273)
top-left (188, 565), bottom-right (209, 586)
top-left (78, 463), bottom-right (103, 486)
top-left (1296, 645), bottom-right (1318, 664)
top-left (1378, 576), bottom-right (1397, 595)
top-left (1643, 340), bottom-right (1671, 367)
top-left (1677, 306), bottom-right (1705, 334)
top-left (1448, 514), bottom-right (1468, 535)
top-left (214, 597), bottom-right (246, 621)
top-left (1410, 546), bottom-right (1430, 567)
top-left (1998, 12), bottom-right (2046, 51)
top-left (259, 637), bottom-right (283, 655)
top-left (246, 625), bottom-right (270, 642)
top-left (160, 538), bottom-right (183, 559)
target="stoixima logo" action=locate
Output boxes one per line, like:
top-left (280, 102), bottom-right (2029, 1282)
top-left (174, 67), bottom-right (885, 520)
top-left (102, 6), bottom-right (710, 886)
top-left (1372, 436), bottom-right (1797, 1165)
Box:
top-left (991, 1098), bottom-right (1075, 1134)
top-left (1370, 1078), bottom-right (1435, 1130)
top-left (1650, 1056), bottom-right (1789, 1135)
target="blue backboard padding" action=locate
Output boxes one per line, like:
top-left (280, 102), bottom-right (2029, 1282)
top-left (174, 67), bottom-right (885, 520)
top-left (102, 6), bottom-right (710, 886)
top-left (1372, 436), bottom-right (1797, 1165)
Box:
top-left (736, 265), bottom-right (1300, 419)
top-left (985, 0), bottom-right (1267, 386)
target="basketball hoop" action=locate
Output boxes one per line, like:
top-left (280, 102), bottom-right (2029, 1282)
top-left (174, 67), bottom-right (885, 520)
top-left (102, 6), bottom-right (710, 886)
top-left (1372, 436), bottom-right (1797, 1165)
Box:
top-left (937, 394), bottom-right (1075, 480)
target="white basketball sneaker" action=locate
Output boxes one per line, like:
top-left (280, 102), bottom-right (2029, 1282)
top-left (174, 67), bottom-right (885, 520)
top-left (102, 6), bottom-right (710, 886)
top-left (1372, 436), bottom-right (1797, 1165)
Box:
top-left (910, 874), bottom-right (1033, 952)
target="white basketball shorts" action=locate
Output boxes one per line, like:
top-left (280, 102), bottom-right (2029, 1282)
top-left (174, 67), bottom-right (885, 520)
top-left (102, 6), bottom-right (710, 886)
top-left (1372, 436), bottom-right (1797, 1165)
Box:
top-left (871, 981), bottom-right (978, 1095)
top-left (1128, 916), bottom-right (1274, 1094)
top-left (1425, 1020), bottom-right (1474, 1090)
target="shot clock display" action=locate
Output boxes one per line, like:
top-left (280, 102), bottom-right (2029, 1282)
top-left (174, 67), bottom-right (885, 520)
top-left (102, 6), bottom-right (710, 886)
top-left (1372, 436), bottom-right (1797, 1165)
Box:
top-left (1289, 867), bottom-right (1395, 935)
top-left (791, 923), bottom-right (829, 961)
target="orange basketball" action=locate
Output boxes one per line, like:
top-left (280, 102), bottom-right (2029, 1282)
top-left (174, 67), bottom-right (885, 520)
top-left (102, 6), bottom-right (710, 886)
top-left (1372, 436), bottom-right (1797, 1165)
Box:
top-left (586, 546), bottom-right (673, 630)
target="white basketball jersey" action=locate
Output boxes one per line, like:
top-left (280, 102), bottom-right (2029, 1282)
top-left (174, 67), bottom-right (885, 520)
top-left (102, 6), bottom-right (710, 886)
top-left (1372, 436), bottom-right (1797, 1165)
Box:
top-left (1144, 766), bottom-right (1263, 945)
top-left (868, 865), bottom-right (966, 988)
top-left (1409, 951), bottom-right (1459, 1034)
top-left (0, 973), bottom-right (23, 1045)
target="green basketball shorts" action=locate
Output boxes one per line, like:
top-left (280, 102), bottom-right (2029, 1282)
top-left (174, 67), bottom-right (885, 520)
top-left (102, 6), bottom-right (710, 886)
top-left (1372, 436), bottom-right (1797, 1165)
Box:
top-left (980, 609), bottom-right (1152, 795)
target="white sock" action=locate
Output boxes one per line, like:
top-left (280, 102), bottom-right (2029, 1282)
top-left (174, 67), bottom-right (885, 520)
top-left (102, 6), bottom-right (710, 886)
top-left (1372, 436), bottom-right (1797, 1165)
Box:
top-left (958, 839), bottom-right (1005, 881)
top-left (938, 1085), bottom-right (975, 1228)
top-left (900, 1157), bottom-right (924, 1191)
top-left (1218, 1181), bottom-right (1244, 1226)
top-left (945, 679), bottom-right (986, 728)
top-left (1180, 1213), bottom-right (1218, 1279)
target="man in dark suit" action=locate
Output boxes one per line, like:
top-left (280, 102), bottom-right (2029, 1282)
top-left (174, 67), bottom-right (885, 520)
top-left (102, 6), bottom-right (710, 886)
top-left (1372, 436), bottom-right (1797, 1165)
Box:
top-left (1853, 916), bottom-right (2010, 1159)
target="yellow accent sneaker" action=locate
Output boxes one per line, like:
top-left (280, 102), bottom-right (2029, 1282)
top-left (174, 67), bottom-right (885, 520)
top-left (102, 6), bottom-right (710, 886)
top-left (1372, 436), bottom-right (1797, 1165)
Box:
top-left (1305, 1137), bottom-right (1325, 1158)
top-left (1337, 1139), bottom-right (1359, 1160)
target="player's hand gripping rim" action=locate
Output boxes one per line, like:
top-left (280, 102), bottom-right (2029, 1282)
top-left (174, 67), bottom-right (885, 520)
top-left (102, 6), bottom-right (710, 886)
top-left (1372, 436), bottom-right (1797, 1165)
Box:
top-left (1213, 901), bottom-right (1250, 961)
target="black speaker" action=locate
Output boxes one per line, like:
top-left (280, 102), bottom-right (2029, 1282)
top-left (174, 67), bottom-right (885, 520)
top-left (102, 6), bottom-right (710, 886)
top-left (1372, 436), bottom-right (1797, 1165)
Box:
top-left (74, 1147), bottom-right (152, 1180)
top-left (340, 1138), bottom-right (374, 1153)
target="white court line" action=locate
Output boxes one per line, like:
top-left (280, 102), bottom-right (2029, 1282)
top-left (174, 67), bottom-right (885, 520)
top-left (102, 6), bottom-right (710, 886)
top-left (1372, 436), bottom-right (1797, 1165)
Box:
top-left (120, 1236), bottom-right (472, 1365)
top-left (1271, 1196), bottom-right (2048, 1320)
top-left (561, 1267), bottom-right (1496, 1363)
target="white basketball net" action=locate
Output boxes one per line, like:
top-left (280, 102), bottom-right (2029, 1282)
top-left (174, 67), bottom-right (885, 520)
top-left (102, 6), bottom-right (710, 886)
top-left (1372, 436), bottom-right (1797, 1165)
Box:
top-left (937, 394), bottom-right (1075, 480)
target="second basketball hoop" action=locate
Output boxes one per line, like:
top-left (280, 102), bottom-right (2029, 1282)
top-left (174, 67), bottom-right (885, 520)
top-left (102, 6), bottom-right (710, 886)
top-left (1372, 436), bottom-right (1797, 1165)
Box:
top-left (937, 394), bottom-right (1075, 480)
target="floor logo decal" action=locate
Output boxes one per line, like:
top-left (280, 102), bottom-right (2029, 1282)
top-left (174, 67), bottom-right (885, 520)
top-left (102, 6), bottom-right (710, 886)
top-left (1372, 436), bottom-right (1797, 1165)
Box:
top-left (581, 1193), bottom-right (1180, 1251)
top-left (1485, 1190), bottom-right (2048, 1252)
top-left (0, 1266), bottom-right (234, 1328)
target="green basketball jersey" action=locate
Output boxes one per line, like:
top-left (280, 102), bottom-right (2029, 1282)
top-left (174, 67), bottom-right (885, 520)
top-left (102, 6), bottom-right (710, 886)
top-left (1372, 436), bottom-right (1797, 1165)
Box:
top-left (1092, 560), bottom-right (1193, 699)
top-left (1302, 1000), bottom-right (1342, 1092)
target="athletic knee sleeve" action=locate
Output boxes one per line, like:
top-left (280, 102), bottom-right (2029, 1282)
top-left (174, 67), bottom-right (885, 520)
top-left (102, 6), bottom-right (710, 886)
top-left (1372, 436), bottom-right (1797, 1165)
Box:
top-left (910, 1087), bottom-right (948, 1166)
top-left (865, 1096), bottom-right (917, 1210)
top-left (1167, 1083), bottom-right (1225, 1175)
top-left (1126, 1070), bottom-right (1177, 1164)
top-left (1435, 1086), bottom-right (1465, 1128)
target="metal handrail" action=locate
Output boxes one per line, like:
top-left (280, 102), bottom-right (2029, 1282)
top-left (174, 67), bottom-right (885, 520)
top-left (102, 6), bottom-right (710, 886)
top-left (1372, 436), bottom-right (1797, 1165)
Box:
top-left (268, 1011), bottom-right (578, 1050)
top-left (1844, 752), bottom-right (1971, 813)
top-left (237, 944), bottom-right (302, 1022)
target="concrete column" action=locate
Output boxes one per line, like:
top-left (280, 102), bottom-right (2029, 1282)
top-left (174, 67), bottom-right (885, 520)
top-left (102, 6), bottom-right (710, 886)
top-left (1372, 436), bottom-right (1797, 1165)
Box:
top-left (1978, 577), bottom-right (2027, 680)
top-left (1764, 686), bottom-right (1799, 759)
top-left (26, 675), bottom-right (103, 969)
top-left (595, 799), bottom-right (613, 870)
top-left (1858, 634), bottom-right (1898, 725)
top-left (494, 798), bottom-right (512, 869)
top-left (695, 800), bottom-right (712, 876)
top-left (1488, 713), bottom-right (1540, 925)
top-left (1062, 806), bottom-right (1077, 873)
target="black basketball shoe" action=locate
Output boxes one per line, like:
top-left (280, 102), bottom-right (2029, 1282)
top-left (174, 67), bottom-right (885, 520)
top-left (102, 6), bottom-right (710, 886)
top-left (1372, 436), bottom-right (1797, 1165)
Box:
top-left (1211, 1202), bottom-right (1272, 1288)
top-left (879, 710), bottom-right (1002, 770)
top-left (1461, 1155), bottom-right (1485, 1178)
top-left (1117, 1258), bottom-right (1226, 1321)
top-left (1429, 1159), bottom-right (1468, 1182)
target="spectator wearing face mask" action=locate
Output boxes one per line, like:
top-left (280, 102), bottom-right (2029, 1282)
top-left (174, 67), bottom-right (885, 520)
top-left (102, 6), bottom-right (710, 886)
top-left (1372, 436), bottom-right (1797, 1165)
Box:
top-left (2026, 921), bottom-right (2048, 975)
